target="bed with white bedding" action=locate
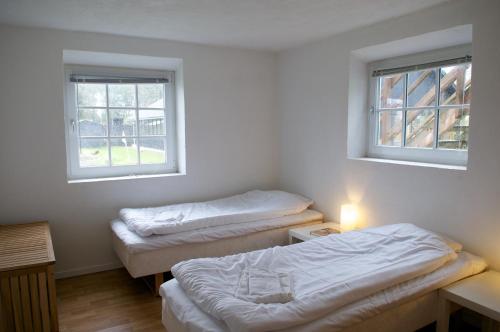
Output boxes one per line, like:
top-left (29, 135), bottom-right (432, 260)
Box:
top-left (161, 223), bottom-right (487, 332)
top-left (112, 209), bottom-right (322, 277)
top-left (111, 190), bottom-right (323, 287)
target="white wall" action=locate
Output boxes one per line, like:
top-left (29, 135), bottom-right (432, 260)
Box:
top-left (0, 25), bottom-right (278, 277)
top-left (2, 0), bottom-right (499, 277)
top-left (277, 0), bottom-right (500, 269)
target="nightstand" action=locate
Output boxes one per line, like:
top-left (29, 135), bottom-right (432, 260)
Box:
top-left (288, 222), bottom-right (341, 244)
top-left (437, 270), bottom-right (500, 332)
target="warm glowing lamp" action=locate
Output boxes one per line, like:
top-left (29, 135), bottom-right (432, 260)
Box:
top-left (340, 204), bottom-right (358, 232)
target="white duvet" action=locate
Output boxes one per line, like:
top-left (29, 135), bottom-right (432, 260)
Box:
top-left (161, 252), bottom-right (486, 332)
top-left (120, 190), bottom-right (313, 237)
top-left (171, 223), bottom-right (458, 332)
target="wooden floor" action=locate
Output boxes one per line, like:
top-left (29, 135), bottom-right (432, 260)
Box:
top-left (54, 268), bottom-right (470, 332)
top-left (56, 269), bottom-right (165, 332)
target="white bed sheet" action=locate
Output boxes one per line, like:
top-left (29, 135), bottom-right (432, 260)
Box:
top-left (161, 251), bottom-right (486, 332)
top-left (111, 209), bottom-right (323, 254)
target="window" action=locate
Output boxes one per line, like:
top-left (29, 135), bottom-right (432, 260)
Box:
top-left (369, 56), bottom-right (472, 166)
top-left (64, 66), bottom-right (177, 180)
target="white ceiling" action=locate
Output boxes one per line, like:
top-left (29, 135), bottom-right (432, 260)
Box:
top-left (0, 0), bottom-right (451, 51)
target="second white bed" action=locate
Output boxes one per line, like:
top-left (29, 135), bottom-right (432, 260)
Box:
top-left (112, 209), bottom-right (323, 278)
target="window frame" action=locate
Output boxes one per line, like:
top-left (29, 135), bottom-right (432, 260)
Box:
top-left (64, 65), bottom-right (178, 180)
top-left (367, 60), bottom-right (471, 166)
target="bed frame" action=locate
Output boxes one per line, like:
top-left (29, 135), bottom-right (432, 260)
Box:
top-left (112, 220), bottom-right (322, 295)
top-left (162, 290), bottom-right (441, 332)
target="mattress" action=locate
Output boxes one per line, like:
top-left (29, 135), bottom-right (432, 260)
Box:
top-left (111, 209), bottom-right (323, 254)
top-left (160, 251), bottom-right (486, 332)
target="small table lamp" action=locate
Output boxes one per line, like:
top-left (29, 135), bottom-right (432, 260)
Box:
top-left (340, 204), bottom-right (358, 232)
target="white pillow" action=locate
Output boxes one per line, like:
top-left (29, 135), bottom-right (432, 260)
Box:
top-left (436, 232), bottom-right (463, 252)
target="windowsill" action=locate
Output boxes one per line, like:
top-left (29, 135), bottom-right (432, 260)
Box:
top-left (350, 157), bottom-right (467, 171)
top-left (67, 172), bottom-right (186, 184)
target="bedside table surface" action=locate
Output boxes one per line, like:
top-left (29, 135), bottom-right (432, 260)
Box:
top-left (441, 270), bottom-right (500, 321)
top-left (289, 222), bottom-right (341, 241)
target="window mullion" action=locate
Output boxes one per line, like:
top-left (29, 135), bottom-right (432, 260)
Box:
top-left (73, 83), bottom-right (82, 170)
top-left (402, 73), bottom-right (408, 147)
top-left (434, 68), bottom-right (441, 149)
top-left (105, 84), bottom-right (112, 167)
top-left (164, 83), bottom-right (171, 168)
top-left (135, 84), bottom-right (141, 166)
top-left (375, 78), bottom-right (381, 146)
top-left (434, 109), bottom-right (440, 150)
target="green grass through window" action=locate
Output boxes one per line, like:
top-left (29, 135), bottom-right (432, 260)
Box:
top-left (80, 146), bottom-right (165, 167)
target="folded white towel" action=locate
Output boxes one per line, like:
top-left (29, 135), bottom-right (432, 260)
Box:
top-left (235, 269), bottom-right (293, 304)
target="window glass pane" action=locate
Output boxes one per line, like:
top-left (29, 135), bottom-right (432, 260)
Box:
top-left (108, 84), bottom-right (136, 107)
top-left (379, 74), bottom-right (404, 108)
top-left (139, 110), bottom-right (166, 136)
top-left (78, 108), bottom-right (107, 137)
top-left (405, 109), bottom-right (435, 148)
top-left (138, 84), bottom-right (164, 108)
top-left (377, 110), bottom-right (402, 146)
top-left (110, 109), bottom-right (137, 137)
top-left (111, 138), bottom-right (138, 166)
top-left (440, 64), bottom-right (467, 105)
top-left (77, 84), bottom-right (106, 107)
top-left (464, 64), bottom-right (472, 105)
top-left (79, 139), bottom-right (108, 167)
top-left (438, 108), bottom-right (469, 150)
top-left (407, 69), bottom-right (437, 107)
top-left (140, 138), bottom-right (166, 164)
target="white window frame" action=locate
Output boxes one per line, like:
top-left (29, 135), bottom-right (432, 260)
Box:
top-left (367, 58), bottom-right (471, 166)
top-left (64, 65), bottom-right (178, 180)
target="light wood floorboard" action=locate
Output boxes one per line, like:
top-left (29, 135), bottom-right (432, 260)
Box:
top-left (57, 269), bottom-right (165, 332)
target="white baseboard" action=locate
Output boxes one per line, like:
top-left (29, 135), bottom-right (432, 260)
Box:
top-left (55, 261), bottom-right (123, 279)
